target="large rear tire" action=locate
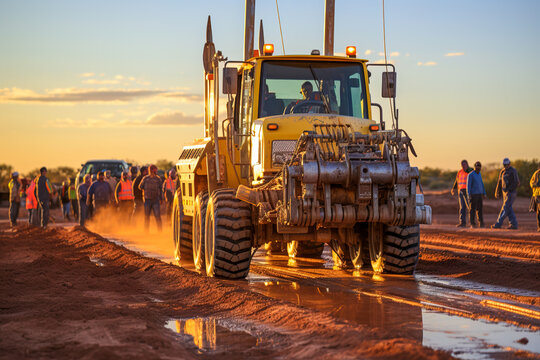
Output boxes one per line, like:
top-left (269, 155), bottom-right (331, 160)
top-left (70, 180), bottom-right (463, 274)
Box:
top-left (369, 224), bottom-right (420, 274)
top-left (172, 193), bottom-right (192, 262)
top-left (205, 189), bottom-right (253, 279)
top-left (287, 241), bottom-right (324, 259)
top-left (192, 191), bottom-right (208, 271)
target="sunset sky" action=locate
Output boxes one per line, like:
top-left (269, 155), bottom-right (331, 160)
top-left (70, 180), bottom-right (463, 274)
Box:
top-left (1, 0), bottom-right (539, 174)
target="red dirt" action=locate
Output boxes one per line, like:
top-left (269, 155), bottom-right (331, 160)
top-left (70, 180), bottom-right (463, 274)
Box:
top-left (0, 224), bottom-right (451, 359)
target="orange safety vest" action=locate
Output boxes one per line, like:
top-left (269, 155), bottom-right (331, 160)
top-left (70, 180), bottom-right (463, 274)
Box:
top-left (165, 177), bottom-right (176, 192)
top-left (118, 180), bottom-right (134, 200)
top-left (26, 182), bottom-right (38, 209)
top-left (457, 169), bottom-right (469, 190)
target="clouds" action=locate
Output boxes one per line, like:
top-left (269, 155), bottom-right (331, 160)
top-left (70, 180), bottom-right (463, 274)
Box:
top-left (146, 111), bottom-right (202, 126)
top-left (47, 110), bottom-right (203, 128)
top-left (0, 87), bottom-right (201, 104)
top-left (417, 61), bottom-right (437, 67)
top-left (417, 52), bottom-right (463, 67)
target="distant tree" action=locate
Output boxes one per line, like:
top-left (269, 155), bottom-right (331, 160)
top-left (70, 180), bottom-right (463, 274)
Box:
top-left (125, 158), bottom-right (141, 167)
top-left (420, 159), bottom-right (540, 197)
top-left (419, 167), bottom-right (455, 191)
top-left (0, 164), bottom-right (14, 191)
top-left (156, 159), bottom-right (175, 172)
top-left (24, 166), bottom-right (77, 185)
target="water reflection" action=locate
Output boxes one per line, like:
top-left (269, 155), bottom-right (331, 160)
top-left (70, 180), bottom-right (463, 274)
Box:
top-left (423, 310), bottom-right (540, 359)
top-left (251, 280), bottom-right (424, 342)
top-left (165, 317), bottom-right (258, 352)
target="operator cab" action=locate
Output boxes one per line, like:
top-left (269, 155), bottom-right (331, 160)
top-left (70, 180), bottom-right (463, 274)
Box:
top-left (258, 60), bottom-right (368, 119)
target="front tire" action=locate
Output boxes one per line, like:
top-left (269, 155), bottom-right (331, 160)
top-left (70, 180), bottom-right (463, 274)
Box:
top-left (205, 189), bottom-right (253, 279)
top-left (369, 224), bottom-right (420, 274)
top-left (192, 191), bottom-right (208, 271)
top-left (172, 192), bottom-right (192, 262)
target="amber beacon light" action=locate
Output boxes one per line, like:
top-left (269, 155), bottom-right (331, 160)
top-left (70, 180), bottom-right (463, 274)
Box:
top-left (346, 46), bottom-right (356, 58)
top-left (263, 43), bottom-right (274, 56)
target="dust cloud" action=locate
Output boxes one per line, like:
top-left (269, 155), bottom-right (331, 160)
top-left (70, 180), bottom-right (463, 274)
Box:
top-left (86, 205), bottom-right (175, 261)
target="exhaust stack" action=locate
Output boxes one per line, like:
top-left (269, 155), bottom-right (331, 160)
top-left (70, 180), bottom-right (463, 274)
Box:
top-left (244, 0), bottom-right (255, 60)
top-left (324, 0), bottom-right (335, 56)
top-left (258, 19), bottom-right (264, 54)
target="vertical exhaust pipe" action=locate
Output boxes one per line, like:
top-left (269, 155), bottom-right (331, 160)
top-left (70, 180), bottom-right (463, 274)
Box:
top-left (324, 0), bottom-right (335, 56)
top-left (244, 0), bottom-right (255, 60)
top-left (258, 19), bottom-right (264, 54)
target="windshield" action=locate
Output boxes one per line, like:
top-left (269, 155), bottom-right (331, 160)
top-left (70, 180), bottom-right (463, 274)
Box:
top-left (259, 61), bottom-right (367, 118)
top-left (81, 162), bottom-right (127, 178)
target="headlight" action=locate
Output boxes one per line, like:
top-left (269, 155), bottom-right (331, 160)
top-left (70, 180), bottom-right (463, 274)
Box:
top-left (272, 140), bottom-right (297, 168)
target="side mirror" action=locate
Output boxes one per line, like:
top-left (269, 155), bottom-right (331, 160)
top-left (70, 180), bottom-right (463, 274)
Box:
top-left (223, 67), bottom-right (237, 94)
top-left (381, 72), bottom-right (396, 98)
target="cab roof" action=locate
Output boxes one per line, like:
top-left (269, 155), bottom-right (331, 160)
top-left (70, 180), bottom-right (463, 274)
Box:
top-left (247, 54), bottom-right (369, 63)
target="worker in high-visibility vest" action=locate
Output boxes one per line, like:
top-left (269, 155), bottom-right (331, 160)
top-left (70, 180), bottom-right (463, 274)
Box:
top-left (25, 176), bottom-right (39, 226)
top-left (451, 160), bottom-right (473, 227)
top-left (115, 171), bottom-right (134, 222)
top-left (8, 172), bottom-right (22, 227)
top-left (162, 169), bottom-right (178, 218)
top-left (68, 178), bottom-right (78, 221)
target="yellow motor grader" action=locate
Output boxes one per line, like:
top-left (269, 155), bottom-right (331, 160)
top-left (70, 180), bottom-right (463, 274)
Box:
top-left (172, 3), bottom-right (431, 279)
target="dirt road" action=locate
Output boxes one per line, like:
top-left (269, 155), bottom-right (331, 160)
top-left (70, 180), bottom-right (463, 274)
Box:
top-left (1, 224), bottom-right (451, 359)
top-left (1, 193), bottom-right (539, 359)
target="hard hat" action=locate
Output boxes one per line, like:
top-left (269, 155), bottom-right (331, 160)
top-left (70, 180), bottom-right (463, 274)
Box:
top-left (503, 158), bottom-right (510, 165)
top-left (12, 171), bottom-right (19, 177)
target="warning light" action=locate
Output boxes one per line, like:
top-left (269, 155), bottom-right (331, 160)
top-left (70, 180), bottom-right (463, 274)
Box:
top-left (263, 43), bottom-right (274, 56)
top-left (206, 73), bottom-right (214, 80)
top-left (267, 123), bottom-right (279, 130)
top-left (253, 49), bottom-right (260, 57)
top-left (346, 46), bottom-right (357, 58)
top-left (369, 124), bottom-right (380, 131)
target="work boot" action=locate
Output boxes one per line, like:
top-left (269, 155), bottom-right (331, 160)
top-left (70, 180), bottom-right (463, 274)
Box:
top-left (491, 224), bottom-right (501, 229)
top-left (507, 225), bottom-right (518, 230)
top-left (456, 223), bottom-right (466, 228)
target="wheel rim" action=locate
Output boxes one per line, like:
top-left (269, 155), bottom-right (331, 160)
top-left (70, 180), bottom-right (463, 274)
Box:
top-left (193, 206), bottom-right (202, 269)
top-left (205, 205), bottom-right (215, 276)
top-left (173, 204), bottom-right (180, 262)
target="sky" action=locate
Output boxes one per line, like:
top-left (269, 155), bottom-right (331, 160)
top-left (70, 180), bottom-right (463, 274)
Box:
top-left (1, 0), bottom-right (539, 174)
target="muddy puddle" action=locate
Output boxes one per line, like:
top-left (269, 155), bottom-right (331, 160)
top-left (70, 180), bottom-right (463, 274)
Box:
top-left (165, 317), bottom-right (260, 353)
top-left (246, 276), bottom-right (540, 358)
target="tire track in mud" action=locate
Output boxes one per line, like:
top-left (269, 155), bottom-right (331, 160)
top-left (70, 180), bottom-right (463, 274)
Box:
top-left (420, 227), bottom-right (540, 261)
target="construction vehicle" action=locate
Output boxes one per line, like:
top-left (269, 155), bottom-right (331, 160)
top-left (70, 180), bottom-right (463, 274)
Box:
top-left (172, 0), bottom-right (432, 279)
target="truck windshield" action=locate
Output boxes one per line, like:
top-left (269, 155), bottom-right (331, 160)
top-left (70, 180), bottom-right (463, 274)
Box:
top-left (259, 60), bottom-right (367, 118)
top-left (81, 162), bottom-right (127, 178)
